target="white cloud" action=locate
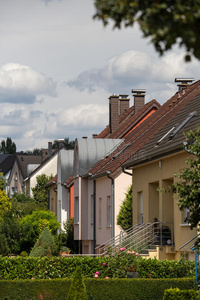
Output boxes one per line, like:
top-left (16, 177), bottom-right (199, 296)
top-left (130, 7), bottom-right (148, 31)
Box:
top-left (66, 50), bottom-right (200, 103)
top-left (0, 63), bottom-right (56, 103)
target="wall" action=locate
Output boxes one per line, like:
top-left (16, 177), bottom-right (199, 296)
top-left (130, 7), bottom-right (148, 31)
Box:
top-left (132, 151), bottom-right (197, 258)
top-left (29, 154), bottom-right (58, 197)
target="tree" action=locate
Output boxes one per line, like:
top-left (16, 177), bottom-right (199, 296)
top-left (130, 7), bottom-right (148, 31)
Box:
top-left (32, 174), bottom-right (52, 208)
top-left (0, 137), bottom-right (16, 154)
top-left (20, 210), bottom-right (60, 253)
top-left (0, 189), bottom-right (11, 221)
top-left (0, 172), bottom-right (4, 191)
top-left (52, 137), bottom-right (75, 150)
top-left (117, 185), bottom-right (133, 230)
top-left (66, 266), bottom-right (87, 300)
top-left (30, 227), bottom-right (56, 257)
top-left (172, 127), bottom-right (200, 229)
top-left (93, 0), bottom-right (200, 61)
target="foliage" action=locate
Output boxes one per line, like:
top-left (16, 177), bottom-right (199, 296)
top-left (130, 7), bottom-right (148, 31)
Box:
top-left (93, 0), bottom-right (200, 61)
top-left (30, 227), bottom-right (57, 257)
top-left (0, 137), bottom-right (16, 154)
top-left (56, 218), bottom-right (79, 254)
top-left (32, 174), bottom-right (53, 209)
top-left (20, 210), bottom-right (60, 253)
top-left (0, 256), bottom-right (195, 280)
top-left (52, 137), bottom-right (75, 150)
top-left (0, 189), bottom-right (11, 220)
top-left (0, 172), bottom-right (4, 190)
top-left (163, 287), bottom-right (199, 300)
top-left (172, 127), bottom-right (200, 229)
top-left (0, 278), bottom-right (196, 300)
top-left (117, 185), bottom-right (132, 230)
top-left (66, 266), bottom-right (87, 300)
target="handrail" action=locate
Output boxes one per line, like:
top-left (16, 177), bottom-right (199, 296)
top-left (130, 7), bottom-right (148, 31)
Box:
top-left (178, 233), bottom-right (200, 250)
top-left (96, 222), bottom-right (173, 256)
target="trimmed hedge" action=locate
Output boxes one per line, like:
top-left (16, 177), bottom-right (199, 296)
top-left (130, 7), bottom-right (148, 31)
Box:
top-left (163, 287), bottom-right (199, 300)
top-left (0, 278), bottom-right (196, 300)
top-left (0, 256), bottom-right (195, 280)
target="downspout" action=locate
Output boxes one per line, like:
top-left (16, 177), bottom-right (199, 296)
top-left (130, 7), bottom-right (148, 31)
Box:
top-left (106, 171), bottom-right (115, 239)
top-left (63, 183), bottom-right (70, 220)
top-left (89, 173), bottom-right (96, 255)
top-left (93, 179), bottom-right (96, 254)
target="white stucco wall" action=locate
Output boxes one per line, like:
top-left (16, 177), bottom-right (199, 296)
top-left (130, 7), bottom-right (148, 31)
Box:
top-left (29, 153), bottom-right (58, 197)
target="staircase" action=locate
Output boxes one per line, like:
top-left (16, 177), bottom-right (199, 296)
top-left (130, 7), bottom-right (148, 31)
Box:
top-left (95, 222), bottom-right (173, 257)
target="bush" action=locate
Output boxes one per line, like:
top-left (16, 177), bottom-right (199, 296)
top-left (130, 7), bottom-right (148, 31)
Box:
top-left (30, 227), bottom-right (56, 257)
top-left (163, 287), bottom-right (199, 299)
top-left (66, 266), bottom-right (87, 300)
top-left (0, 278), bottom-right (196, 300)
top-left (0, 255), bottom-right (196, 280)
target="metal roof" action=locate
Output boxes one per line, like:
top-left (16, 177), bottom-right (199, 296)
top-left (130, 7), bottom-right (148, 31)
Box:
top-left (57, 149), bottom-right (74, 183)
top-left (74, 138), bottom-right (123, 176)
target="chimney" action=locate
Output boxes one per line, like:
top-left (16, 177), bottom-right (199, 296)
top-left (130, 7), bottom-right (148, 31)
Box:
top-left (119, 95), bottom-right (130, 116)
top-left (175, 78), bottom-right (194, 91)
top-left (48, 142), bottom-right (52, 157)
top-left (109, 94), bottom-right (119, 133)
top-left (132, 89), bottom-right (146, 114)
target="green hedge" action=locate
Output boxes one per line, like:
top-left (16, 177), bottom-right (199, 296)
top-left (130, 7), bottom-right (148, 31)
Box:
top-left (163, 287), bottom-right (199, 300)
top-left (0, 256), bottom-right (195, 280)
top-left (0, 278), bottom-right (196, 300)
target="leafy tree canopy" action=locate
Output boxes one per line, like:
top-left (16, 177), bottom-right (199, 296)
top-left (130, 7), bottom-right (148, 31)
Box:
top-left (0, 172), bottom-right (4, 191)
top-left (32, 174), bottom-right (53, 209)
top-left (0, 189), bottom-right (11, 221)
top-left (0, 137), bottom-right (16, 154)
top-left (117, 185), bottom-right (133, 230)
top-left (93, 0), bottom-right (200, 61)
top-left (52, 137), bottom-right (75, 150)
top-left (172, 127), bottom-right (200, 229)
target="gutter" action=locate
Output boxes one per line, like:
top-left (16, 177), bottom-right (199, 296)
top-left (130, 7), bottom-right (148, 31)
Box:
top-left (121, 166), bottom-right (132, 176)
top-left (106, 171), bottom-right (115, 239)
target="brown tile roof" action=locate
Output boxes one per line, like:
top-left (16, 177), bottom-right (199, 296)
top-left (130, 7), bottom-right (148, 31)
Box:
top-left (65, 175), bottom-right (74, 187)
top-left (85, 100), bottom-right (161, 176)
top-left (89, 80), bottom-right (200, 176)
top-left (46, 174), bottom-right (57, 187)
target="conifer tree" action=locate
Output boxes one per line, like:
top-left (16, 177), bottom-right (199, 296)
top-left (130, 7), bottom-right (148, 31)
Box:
top-left (66, 266), bottom-right (87, 300)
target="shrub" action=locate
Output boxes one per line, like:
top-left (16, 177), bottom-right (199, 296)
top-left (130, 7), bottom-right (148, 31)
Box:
top-left (30, 227), bottom-right (56, 257)
top-left (163, 287), bottom-right (199, 299)
top-left (66, 266), bottom-right (87, 300)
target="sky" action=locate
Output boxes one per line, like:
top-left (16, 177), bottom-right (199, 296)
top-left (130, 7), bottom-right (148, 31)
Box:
top-left (1, 0), bottom-right (200, 152)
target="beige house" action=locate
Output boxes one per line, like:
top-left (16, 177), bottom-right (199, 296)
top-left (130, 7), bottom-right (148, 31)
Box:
top-left (122, 79), bottom-right (200, 260)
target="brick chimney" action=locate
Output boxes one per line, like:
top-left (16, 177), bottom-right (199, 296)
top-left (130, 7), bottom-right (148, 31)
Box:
top-left (119, 95), bottom-right (130, 116)
top-left (175, 78), bottom-right (194, 91)
top-left (109, 94), bottom-right (119, 133)
top-left (132, 90), bottom-right (146, 114)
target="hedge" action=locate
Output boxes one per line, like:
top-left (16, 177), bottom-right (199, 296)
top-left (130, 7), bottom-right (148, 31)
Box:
top-left (163, 287), bottom-right (199, 300)
top-left (0, 256), bottom-right (195, 280)
top-left (0, 278), bottom-right (196, 300)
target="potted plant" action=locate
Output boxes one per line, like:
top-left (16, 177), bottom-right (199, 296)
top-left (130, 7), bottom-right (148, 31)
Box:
top-left (60, 246), bottom-right (71, 255)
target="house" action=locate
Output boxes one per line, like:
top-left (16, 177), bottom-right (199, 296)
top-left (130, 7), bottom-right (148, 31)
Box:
top-left (24, 142), bottom-right (57, 197)
top-left (0, 153), bottom-right (42, 197)
top-left (72, 92), bottom-right (160, 254)
top-left (121, 78), bottom-right (200, 260)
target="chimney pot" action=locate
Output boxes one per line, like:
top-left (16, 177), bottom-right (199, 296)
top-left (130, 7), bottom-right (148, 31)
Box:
top-left (119, 94), bottom-right (130, 116)
top-left (175, 78), bottom-right (194, 91)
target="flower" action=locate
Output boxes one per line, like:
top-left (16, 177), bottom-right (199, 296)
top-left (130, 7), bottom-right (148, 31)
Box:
top-left (94, 274), bottom-right (99, 278)
top-left (95, 271), bottom-right (99, 275)
top-left (31, 277), bottom-right (35, 280)
top-left (105, 276), bottom-right (109, 279)
top-left (102, 263), bottom-right (107, 266)
top-left (135, 253), bottom-right (139, 256)
top-left (119, 246), bottom-right (126, 251)
top-left (45, 271), bottom-right (47, 273)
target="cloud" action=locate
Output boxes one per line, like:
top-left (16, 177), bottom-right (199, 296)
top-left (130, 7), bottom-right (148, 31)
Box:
top-left (66, 50), bottom-right (200, 103)
top-left (0, 63), bottom-right (56, 104)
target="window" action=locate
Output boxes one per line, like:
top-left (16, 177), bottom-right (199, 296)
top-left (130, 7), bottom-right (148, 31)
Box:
top-left (138, 192), bottom-right (143, 224)
top-left (75, 197), bottom-right (79, 223)
top-left (99, 198), bottom-right (102, 227)
top-left (107, 196), bottom-right (111, 227)
top-left (181, 207), bottom-right (190, 224)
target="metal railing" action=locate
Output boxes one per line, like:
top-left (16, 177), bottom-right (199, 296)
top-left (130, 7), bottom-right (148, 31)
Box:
top-left (95, 222), bottom-right (174, 256)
